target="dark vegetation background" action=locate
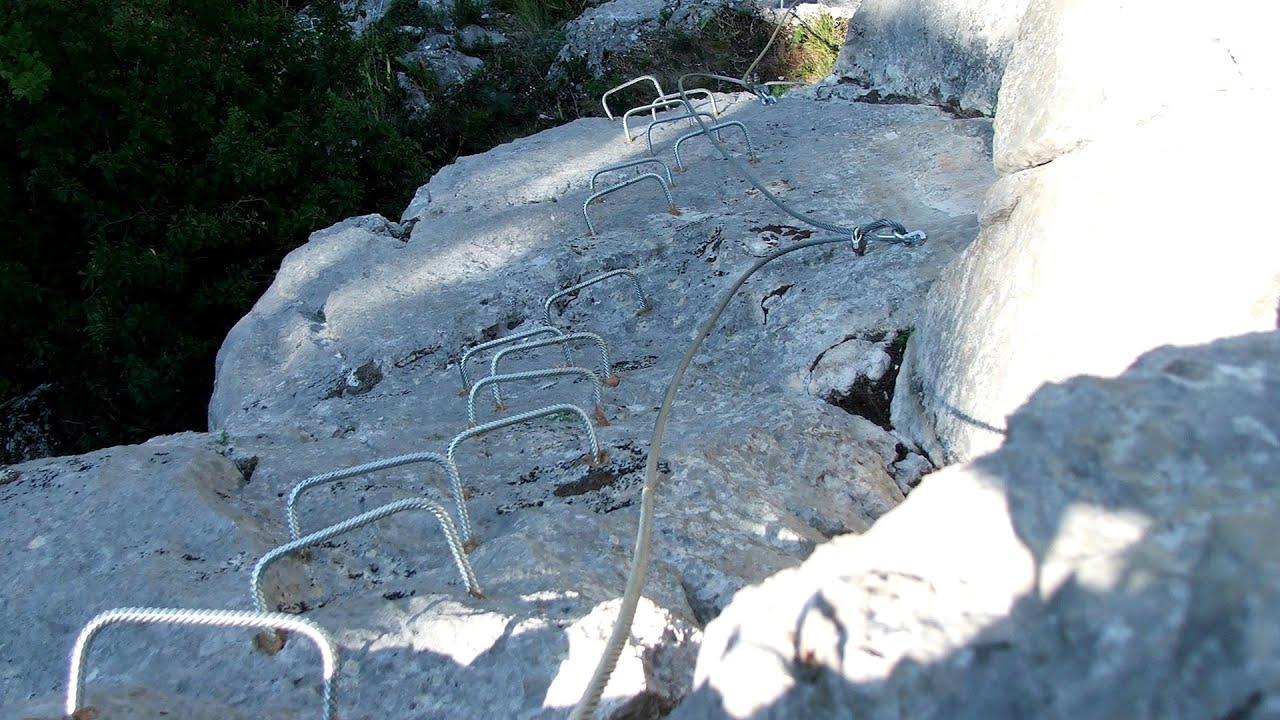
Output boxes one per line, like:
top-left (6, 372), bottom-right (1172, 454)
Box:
top-left (0, 0), bottom-right (841, 457)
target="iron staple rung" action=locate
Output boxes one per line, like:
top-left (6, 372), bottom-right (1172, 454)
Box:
top-left (582, 173), bottom-right (676, 236)
top-left (542, 269), bottom-right (651, 328)
top-left (466, 367), bottom-right (606, 426)
top-left (253, 497), bottom-right (483, 615)
top-left (285, 450), bottom-right (474, 547)
top-left (66, 607), bottom-right (340, 720)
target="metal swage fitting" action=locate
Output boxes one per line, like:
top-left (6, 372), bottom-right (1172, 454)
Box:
top-left (674, 121), bottom-right (757, 171)
top-left (253, 497), bottom-right (484, 612)
top-left (591, 158), bottom-right (676, 192)
top-left (447, 403), bottom-right (603, 470)
top-left (466, 367), bottom-right (607, 425)
top-left (582, 173), bottom-right (677, 236)
top-left (459, 325), bottom-right (564, 391)
top-left (490, 330), bottom-right (617, 387)
top-left (542, 269), bottom-right (651, 329)
top-left (601, 75), bottom-right (664, 121)
top-left (286, 451), bottom-right (474, 549)
top-left (644, 111), bottom-right (719, 155)
top-left (66, 607), bottom-right (339, 720)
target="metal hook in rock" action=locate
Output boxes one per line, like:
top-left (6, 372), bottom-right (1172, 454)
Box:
top-left (602, 75), bottom-right (664, 121)
top-left (467, 367), bottom-right (608, 426)
top-left (66, 607), bottom-right (340, 720)
top-left (447, 403), bottom-right (606, 471)
top-left (285, 451), bottom-right (475, 551)
top-left (674, 121), bottom-right (758, 171)
top-left (486, 330), bottom-right (616, 386)
top-left (459, 325), bottom-right (564, 392)
top-left (253, 497), bottom-right (484, 616)
top-left (542, 269), bottom-right (651, 329)
top-left (590, 158), bottom-right (676, 193)
top-left (582, 173), bottom-right (678, 236)
top-left (644, 110), bottom-right (719, 155)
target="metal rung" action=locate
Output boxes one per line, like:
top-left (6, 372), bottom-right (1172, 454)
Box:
top-left (467, 367), bottom-right (607, 426)
top-left (582, 173), bottom-right (677, 236)
top-left (489, 332), bottom-right (618, 403)
top-left (644, 111), bottom-right (718, 154)
top-left (602, 75), bottom-right (664, 121)
top-left (652, 88), bottom-right (720, 120)
top-left (447, 403), bottom-right (604, 472)
top-left (253, 498), bottom-right (484, 614)
top-left (543, 269), bottom-right (651, 329)
top-left (286, 451), bottom-right (475, 550)
top-left (66, 607), bottom-right (339, 720)
top-left (591, 158), bottom-right (675, 193)
top-left (459, 325), bottom-right (564, 392)
top-left (674, 120), bottom-right (758, 171)
top-left (621, 98), bottom-right (696, 144)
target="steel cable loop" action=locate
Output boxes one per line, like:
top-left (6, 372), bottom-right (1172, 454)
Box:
top-left (286, 451), bottom-right (474, 549)
top-left (459, 326), bottom-right (565, 392)
top-left (253, 497), bottom-right (485, 614)
top-left (447, 403), bottom-right (604, 469)
top-left (66, 606), bottom-right (340, 720)
top-left (489, 332), bottom-right (618, 396)
top-left (568, 234), bottom-right (867, 719)
top-left (466, 367), bottom-right (607, 425)
top-left (542, 269), bottom-right (651, 329)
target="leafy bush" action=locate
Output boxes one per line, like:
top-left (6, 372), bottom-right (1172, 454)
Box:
top-left (0, 0), bottom-right (427, 450)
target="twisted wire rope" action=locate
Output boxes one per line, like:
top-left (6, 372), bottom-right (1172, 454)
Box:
top-left (66, 607), bottom-right (339, 720)
top-left (571, 3), bottom-right (927, 714)
top-left (253, 497), bottom-right (484, 612)
top-left (286, 451), bottom-right (474, 547)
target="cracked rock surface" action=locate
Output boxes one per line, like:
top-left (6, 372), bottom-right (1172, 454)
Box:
top-left (1, 89), bottom-right (993, 718)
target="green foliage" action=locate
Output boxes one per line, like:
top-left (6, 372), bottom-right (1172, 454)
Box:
top-left (384, 0), bottom-right (445, 29)
top-left (497, 0), bottom-right (590, 32)
top-left (0, 0), bottom-right (427, 449)
top-left (452, 0), bottom-right (487, 27)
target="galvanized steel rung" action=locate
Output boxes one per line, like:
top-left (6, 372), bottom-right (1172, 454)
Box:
top-left (620, 91), bottom-right (718, 142)
top-left (582, 173), bottom-right (677, 236)
top-left (601, 75), bottom-right (664, 121)
top-left (644, 110), bottom-right (718, 155)
top-left (459, 325), bottom-right (564, 392)
top-left (253, 497), bottom-right (484, 614)
top-left (467, 367), bottom-right (607, 426)
top-left (447, 403), bottom-right (604, 471)
top-left (674, 120), bottom-right (758, 171)
top-left (66, 606), bottom-right (340, 720)
top-left (542, 269), bottom-right (651, 328)
top-left (590, 158), bottom-right (676, 193)
top-left (489, 332), bottom-right (618, 399)
top-left (285, 451), bottom-right (475, 550)
top-left (652, 88), bottom-right (720, 119)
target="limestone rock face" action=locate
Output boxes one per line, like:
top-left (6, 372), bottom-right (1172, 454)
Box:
top-left (675, 331), bottom-right (1280, 720)
top-left (832, 0), bottom-right (1029, 116)
top-left (3, 90), bottom-right (994, 718)
top-left (893, 0), bottom-right (1280, 463)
